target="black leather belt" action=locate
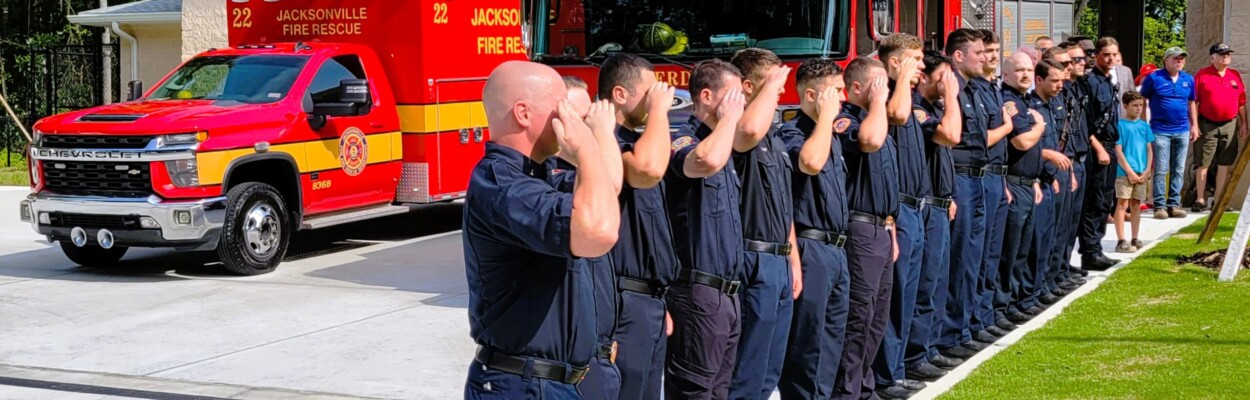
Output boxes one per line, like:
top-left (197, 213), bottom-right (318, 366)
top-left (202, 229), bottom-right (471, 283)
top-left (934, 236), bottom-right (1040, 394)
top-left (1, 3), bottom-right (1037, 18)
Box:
top-left (1006, 175), bottom-right (1038, 186)
top-left (618, 276), bottom-right (667, 297)
top-left (955, 165), bottom-right (986, 177)
top-left (474, 347), bottom-right (589, 384)
top-left (745, 239), bottom-right (792, 255)
top-left (924, 196), bottom-right (953, 209)
top-left (900, 193), bottom-right (923, 209)
top-left (849, 211), bottom-right (892, 227)
top-left (984, 165), bottom-right (1008, 175)
top-left (596, 342), bottom-right (618, 364)
top-left (797, 228), bottom-right (847, 248)
top-left (678, 269), bottom-right (741, 296)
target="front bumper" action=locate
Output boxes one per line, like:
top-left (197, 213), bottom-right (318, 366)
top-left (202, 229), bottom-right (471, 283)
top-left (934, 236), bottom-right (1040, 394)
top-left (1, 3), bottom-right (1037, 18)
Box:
top-left (19, 193), bottom-right (227, 251)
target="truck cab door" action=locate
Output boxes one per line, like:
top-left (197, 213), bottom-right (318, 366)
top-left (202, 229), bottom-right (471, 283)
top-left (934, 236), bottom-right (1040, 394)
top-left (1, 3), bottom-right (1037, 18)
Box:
top-left (303, 55), bottom-right (394, 215)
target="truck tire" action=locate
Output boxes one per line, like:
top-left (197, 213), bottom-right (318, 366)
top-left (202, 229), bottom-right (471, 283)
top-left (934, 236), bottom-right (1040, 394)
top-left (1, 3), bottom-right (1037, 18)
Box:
top-left (217, 182), bottom-right (290, 275)
top-left (60, 242), bottom-right (128, 267)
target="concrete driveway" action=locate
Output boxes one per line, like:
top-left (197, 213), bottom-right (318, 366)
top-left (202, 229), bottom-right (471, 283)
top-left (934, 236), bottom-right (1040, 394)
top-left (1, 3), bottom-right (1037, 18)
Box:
top-left (0, 187), bottom-right (476, 399)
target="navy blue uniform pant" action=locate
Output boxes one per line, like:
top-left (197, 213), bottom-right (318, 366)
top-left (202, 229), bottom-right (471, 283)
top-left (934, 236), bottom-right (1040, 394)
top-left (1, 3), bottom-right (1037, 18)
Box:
top-left (874, 204), bottom-right (924, 386)
top-left (613, 292), bottom-right (666, 400)
top-left (1028, 187), bottom-right (1057, 305)
top-left (1079, 150), bottom-right (1118, 257)
top-left (974, 173), bottom-right (1008, 332)
top-left (1049, 169), bottom-right (1074, 288)
top-left (465, 361), bottom-right (582, 400)
top-left (731, 252), bottom-right (794, 400)
top-left (906, 203), bottom-right (952, 366)
top-left (581, 355), bottom-right (621, 400)
top-left (665, 282), bottom-right (741, 400)
top-left (1063, 161), bottom-right (1087, 269)
top-left (779, 238), bottom-right (850, 400)
top-left (996, 182), bottom-right (1036, 318)
top-left (834, 221), bottom-right (894, 400)
top-left (940, 175), bottom-right (985, 348)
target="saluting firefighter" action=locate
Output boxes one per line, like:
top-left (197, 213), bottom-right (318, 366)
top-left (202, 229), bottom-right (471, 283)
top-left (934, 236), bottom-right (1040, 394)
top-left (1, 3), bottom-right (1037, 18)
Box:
top-left (727, 48), bottom-right (803, 400)
top-left (831, 57), bottom-right (896, 400)
top-left (870, 32), bottom-right (931, 400)
top-left (463, 61), bottom-right (620, 400)
top-left (663, 59), bottom-right (748, 400)
top-left (595, 53), bottom-right (680, 400)
top-left (903, 50), bottom-right (963, 383)
top-left (777, 58), bottom-right (851, 400)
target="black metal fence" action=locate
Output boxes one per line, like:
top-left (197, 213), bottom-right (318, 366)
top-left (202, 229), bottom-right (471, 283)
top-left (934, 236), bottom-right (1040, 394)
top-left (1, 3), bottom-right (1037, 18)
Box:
top-left (0, 43), bottom-right (119, 167)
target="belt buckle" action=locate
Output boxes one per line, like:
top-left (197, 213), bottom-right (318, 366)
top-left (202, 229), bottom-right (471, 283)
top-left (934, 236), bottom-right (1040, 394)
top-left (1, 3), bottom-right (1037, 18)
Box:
top-left (834, 235), bottom-right (846, 247)
top-left (725, 280), bottom-right (741, 296)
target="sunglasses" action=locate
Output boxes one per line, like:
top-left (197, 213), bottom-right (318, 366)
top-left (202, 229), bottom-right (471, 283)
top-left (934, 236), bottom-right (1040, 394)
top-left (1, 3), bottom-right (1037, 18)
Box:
top-left (1059, 60), bottom-right (1074, 67)
top-left (1072, 57), bottom-right (1088, 63)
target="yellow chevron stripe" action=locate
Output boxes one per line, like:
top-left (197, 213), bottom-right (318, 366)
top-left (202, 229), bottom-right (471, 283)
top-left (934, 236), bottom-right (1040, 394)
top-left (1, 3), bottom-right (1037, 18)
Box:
top-left (195, 131), bottom-right (403, 186)
top-left (397, 102), bottom-right (486, 133)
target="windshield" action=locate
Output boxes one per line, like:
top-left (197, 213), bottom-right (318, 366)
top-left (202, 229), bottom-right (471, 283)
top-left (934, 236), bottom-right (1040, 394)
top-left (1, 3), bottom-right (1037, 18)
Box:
top-left (149, 55), bottom-right (309, 104)
top-left (567, 0), bottom-right (845, 59)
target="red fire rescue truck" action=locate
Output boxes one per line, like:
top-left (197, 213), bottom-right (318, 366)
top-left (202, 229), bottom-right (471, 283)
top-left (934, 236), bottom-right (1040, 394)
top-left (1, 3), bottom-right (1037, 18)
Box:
top-left (19, 0), bottom-right (1071, 274)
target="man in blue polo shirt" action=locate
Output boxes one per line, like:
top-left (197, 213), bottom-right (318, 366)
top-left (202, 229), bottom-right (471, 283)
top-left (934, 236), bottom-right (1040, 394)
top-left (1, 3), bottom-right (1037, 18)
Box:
top-left (1138, 47), bottom-right (1196, 219)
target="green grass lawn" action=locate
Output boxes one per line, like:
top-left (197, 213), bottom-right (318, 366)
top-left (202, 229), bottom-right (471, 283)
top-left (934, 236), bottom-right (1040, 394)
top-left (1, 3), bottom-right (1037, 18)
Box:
top-left (941, 217), bottom-right (1250, 400)
top-left (0, 151), bottom-right (29, 186)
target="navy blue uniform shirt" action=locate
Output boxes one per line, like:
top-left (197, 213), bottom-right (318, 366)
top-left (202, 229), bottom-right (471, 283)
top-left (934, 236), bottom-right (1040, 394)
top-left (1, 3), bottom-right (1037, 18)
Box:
top-left (781, 112), bottom-right (850, 234)
top-left (615, 125), bottom-right (680, 286)
top-left (952, 73), bottom-right (989, 168)
top-left (1063, 82), bottom-right (1091, 156)
top-left (463, 142), bottom-right (594, 366)
top-left (1002, 85), bottom-right (1042, 179)
top-left (545, 158), bottom-right (619, 343)
top-left (918, 92), bottom-right (955, 198)
top-left (837, 102), bottom-right (899, 218)
top-left (976, 77), bottom-right (1009, 167)
top-left (734, 125), bottom-right (796, 244)
top-left (890, 80), bottom-right (932, 198)
top-left (1084, 67), bottom-right (1122, 143)
top-left (1033, 92), bottom-right (1062, 181)
top-left (666, 116), bottom-right (745, 279)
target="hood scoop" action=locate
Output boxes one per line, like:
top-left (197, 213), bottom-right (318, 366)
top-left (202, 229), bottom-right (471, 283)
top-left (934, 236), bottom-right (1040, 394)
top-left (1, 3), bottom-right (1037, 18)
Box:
top-left (79, 114), bottom-right (145, 122)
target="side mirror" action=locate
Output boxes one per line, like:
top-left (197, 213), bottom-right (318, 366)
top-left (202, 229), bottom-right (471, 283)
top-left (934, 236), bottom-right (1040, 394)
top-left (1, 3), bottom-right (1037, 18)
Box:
top-left (311, 79), bottom-right (372, 118)
top-left (127, 80), bottom-right (144, 101)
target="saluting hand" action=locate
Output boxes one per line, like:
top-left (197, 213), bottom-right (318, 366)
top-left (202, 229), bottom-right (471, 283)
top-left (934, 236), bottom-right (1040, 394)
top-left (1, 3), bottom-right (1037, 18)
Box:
top-left (763, 65), bottom-right (793, 96)
top-left (717, 89), bottom-right (747, 123)
top-left (584, 100), bottom-right (617, 139)
top-left (816, 86), bottom-right (841, 121)
top-left (647, 82), bottom-right (676, 114)
top-left (867, 76), bottom-right (889, 104)
top-left (553, 100), bottom-right (595, 159)
top-left (898, 57), bottom-right (920, 87)
top-left (940, 70), bottom-right (959, 97)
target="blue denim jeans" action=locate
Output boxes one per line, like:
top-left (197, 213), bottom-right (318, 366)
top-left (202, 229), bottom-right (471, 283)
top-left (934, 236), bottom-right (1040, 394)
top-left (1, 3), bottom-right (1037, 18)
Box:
top-left (1153, 132), bottom-right (1189, 209)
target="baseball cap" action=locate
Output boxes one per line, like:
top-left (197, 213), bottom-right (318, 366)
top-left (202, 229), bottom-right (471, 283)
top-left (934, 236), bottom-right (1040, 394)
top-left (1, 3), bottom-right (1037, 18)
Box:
top-left (1164, 47), bottom-right (1188, 59)
top-left (1211, 43), bottom-right (1234, 55)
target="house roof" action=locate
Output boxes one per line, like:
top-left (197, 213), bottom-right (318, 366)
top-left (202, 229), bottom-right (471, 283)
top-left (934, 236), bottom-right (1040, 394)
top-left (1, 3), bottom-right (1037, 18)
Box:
top-left (68, 0), bottom-right (182, 27)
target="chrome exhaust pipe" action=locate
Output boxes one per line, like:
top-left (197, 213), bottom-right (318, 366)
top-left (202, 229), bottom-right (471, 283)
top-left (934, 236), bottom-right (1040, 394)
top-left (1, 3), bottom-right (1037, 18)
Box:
top-left (97, 229), bottom-right (115, 250)
top-left (70, 227), bottom-right (88, 247)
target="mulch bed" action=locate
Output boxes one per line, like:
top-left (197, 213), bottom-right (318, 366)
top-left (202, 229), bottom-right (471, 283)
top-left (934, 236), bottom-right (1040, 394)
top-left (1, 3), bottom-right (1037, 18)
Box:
top-left (1177, 249), bottom-right (1250, 271)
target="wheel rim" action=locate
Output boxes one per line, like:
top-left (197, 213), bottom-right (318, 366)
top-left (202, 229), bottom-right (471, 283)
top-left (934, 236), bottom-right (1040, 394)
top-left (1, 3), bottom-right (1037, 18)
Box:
top-left (242, 202), bottom-right (280, 258)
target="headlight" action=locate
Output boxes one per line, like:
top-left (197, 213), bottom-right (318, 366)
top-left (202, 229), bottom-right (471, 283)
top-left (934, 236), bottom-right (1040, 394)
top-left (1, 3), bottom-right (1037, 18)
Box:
top-left (157, 132), bottom-right (207, 147)
top-left (31, 129), bottom-right (43, 147)
top-left (166, 159), bottom-right (199, 187)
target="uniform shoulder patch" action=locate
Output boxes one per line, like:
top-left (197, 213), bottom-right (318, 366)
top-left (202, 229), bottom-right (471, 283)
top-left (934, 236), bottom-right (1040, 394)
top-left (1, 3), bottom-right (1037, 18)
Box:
top-left (834, 118), bottom-right (852, 134)
top-left (913, 110), bottom-right (930, 124)
top-left (1004, 101), bottom-right (1019, 117)
top-left (671, 136), bottom-right (695, 151)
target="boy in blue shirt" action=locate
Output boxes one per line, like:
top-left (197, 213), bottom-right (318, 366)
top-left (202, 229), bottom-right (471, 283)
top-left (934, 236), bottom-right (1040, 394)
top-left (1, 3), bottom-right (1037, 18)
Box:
top-left (1114, 91), bottom-right (1153, 253)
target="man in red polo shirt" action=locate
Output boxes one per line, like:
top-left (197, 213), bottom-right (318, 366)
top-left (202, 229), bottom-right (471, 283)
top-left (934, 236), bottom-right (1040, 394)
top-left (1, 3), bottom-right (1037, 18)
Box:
top-left (1192, 43), bottom-right (1248, 211)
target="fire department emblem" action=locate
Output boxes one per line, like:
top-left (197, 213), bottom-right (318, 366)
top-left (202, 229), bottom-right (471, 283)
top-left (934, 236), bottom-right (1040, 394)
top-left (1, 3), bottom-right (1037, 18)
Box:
top-left (340, 127), bottom-right (368, 176)
top-left (914, 110), bottom-right (930, 124)
top-left (834, 118), bottom-right (851, 134)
